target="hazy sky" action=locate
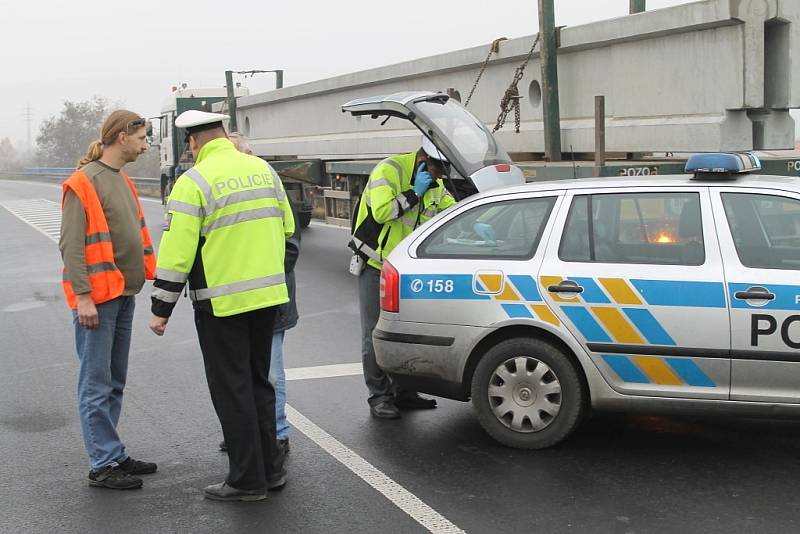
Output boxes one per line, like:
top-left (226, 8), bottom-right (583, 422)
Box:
top-left (0, 0), bottom-right (770, 151)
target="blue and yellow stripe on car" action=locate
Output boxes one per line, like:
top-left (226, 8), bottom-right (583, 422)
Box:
top-left (598, 277), bottom-right (643, 305)
top-left (602, 354), bottom-right (716, 387)
top-left (478, 273), bottom-right (561, 326)
top-left (539, 276), bottom-right (724, 347)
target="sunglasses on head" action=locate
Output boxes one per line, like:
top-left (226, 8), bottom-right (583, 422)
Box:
top-left (126, 117), bottom-right (147, 132)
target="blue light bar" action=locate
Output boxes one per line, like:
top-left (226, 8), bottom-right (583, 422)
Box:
top-left (685, 152), bottom-right (761, 175)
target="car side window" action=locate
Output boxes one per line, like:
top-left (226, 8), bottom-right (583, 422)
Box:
top-left (559, 192), bottom-right (705, 265)
top-left (419, 197), bottom-right (556, 259)
top-left (721, 192), bottom-right (800, 270)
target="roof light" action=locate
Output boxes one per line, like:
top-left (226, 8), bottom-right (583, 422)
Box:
top-left (685, 152), bottom-right (761, 178)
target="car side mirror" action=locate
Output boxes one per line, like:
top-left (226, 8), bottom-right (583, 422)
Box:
top-left (145, 120), bottom-right (160, 147)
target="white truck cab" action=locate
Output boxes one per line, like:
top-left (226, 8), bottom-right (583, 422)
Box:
top-left (158, 86), bottom-right (249, 202)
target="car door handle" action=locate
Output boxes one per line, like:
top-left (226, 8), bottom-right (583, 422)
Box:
top-left (734, 287), bottom-right (776, 301)
top-left (548, 281), bottom-right (584, 294)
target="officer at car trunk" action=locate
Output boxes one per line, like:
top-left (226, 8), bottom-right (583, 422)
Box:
top-left (149, 111), bottom-right (295, 501)
top-left (350, 138), bottom-right (456, 418)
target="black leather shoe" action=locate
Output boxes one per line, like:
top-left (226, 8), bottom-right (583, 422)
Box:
top-left (268, 469), bottom-right (287, 491)
top-left (119, 457), bottom-right (157, 475)
top-left (219, 440), bottom-right (227, 452)
top-left (370, 400), bottom-right (401, 419)
top-left (395, 392), bottom-right (437, 410)
top-left (204, 482), bottom-right (266, 502)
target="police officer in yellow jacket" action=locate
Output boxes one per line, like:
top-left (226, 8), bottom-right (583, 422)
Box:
top-left (148, 111), bottom-right (295, 502)
top-left (351, 138), bottom-right (456, 419)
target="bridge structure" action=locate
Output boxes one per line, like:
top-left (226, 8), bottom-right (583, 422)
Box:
top-left (229, 0), bottom-right (799, 162)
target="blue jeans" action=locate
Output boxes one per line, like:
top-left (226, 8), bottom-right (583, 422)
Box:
top-left (268, 331), bottom-right (288, 440)
top-left (73, 296), bottom-right (134, 471)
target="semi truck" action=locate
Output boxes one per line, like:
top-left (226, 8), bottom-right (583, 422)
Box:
top-left (155, 85), bottom-right (314, 227)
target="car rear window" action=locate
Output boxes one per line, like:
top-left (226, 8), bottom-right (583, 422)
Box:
top-left (419, 196), bottom-right (556, 260)
top-left (559, 192), bottom-right (705, 266)
top-left (721, 192), bottom-right (800, 270)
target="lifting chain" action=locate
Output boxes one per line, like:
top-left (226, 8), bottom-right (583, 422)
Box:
top-left (493, 33), bottom-right (541, 134)
top-left (464, 37), bottom-right (507, 108)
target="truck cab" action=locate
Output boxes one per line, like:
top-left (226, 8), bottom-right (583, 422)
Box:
top-left (158, 86), bottom-right (249, 203)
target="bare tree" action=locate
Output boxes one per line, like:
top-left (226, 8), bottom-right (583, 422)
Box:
top-left (36, 97), bottom-right (109, 168)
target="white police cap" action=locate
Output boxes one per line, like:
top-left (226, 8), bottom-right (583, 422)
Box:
top-left (175, 110), bottom-right (230, 129)
top-left (421, 137), bottom-right (449, 163)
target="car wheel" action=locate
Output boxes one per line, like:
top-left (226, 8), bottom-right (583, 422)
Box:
top-left (471, 337), bottom-right (585, 449)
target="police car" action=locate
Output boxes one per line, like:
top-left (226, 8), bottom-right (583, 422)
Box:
top-left (373, 152), bottom-right (800, 449)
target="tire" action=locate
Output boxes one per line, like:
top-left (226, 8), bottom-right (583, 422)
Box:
top-left (471, 337), bottom-right (585, 449)
top-left (299, 211), bottom-right (312, 229)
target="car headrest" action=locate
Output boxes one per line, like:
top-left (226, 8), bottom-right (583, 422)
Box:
top-left (679, 201), bottom-right (702, 239)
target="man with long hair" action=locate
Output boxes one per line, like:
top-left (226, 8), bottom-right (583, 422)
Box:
top-left (59, 110), bottom-right (157, 489)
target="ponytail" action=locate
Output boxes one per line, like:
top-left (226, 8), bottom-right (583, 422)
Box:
top-left (77, 140), bottom-right (104, 168)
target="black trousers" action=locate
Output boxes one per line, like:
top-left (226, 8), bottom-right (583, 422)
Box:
top-left (195, 306), bottom-right (283, 491)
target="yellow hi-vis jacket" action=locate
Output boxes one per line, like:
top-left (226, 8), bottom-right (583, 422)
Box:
top-left (352, 151), bottom-right (456, 271)
top-left (151, 137), bottom-right (295, 318)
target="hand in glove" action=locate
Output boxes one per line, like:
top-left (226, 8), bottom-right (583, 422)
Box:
top-left (413, 162), bottom-right (433, 197)
top-left (473, 222), bottom-right (497, 244)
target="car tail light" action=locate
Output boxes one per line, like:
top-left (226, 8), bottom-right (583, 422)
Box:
top-left (380, 261), bottom-right (400, 313)
top-left (495, 164), bottom-right (511, 172)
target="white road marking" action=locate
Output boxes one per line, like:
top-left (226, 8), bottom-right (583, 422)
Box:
top-left (8, 358), bottom-right (364, 380)
top-left (286, 404), bottom-right (466, 534)
top-left (286, 362), bottom-right (362, 381)
top-left (0, 198), bottom-right (61, 242)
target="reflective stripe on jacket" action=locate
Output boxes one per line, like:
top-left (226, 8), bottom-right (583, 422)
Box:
top-left (352, 152), bottom-right (456, 270)
top-left (60, 170), bottom-right (156, 309)
top-left (152, 137), bottom-right (295, 318)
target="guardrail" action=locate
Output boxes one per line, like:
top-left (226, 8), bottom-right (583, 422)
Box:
top-left (0, 169), bottom-right (161, 198)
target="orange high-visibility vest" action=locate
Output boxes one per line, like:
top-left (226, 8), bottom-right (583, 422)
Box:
top-left (61, 169), bottom-right (156, 309)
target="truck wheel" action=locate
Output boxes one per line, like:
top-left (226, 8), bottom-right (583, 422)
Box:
top-left (299, 211), bottom-right (312, 228)
top-left (471, 337), bottom-right (585, 449)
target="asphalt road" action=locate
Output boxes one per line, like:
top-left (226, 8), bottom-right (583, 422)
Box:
top-left (2, 178), bottom-right (800, 534)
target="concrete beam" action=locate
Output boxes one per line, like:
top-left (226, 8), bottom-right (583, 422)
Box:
top-left (232, 0), bottom-right (799, 158)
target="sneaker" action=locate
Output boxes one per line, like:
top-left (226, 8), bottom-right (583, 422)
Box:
top-left (204, 481), bottom-right (266, 502)
top-left (395, 392), bottom-right (437, 410)
top-left (88, 465), bottom-right (143, 490)
top-left (370, 400), bottom-right (401, 419)
top-left (119, 457), bottom-right (158, 475)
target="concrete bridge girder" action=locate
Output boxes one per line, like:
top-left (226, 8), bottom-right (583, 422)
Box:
top-left (232, 0), bottom-right (799, 157)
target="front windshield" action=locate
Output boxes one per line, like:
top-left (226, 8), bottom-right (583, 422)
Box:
top-left (413, 99), bottom-right (512, 177)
